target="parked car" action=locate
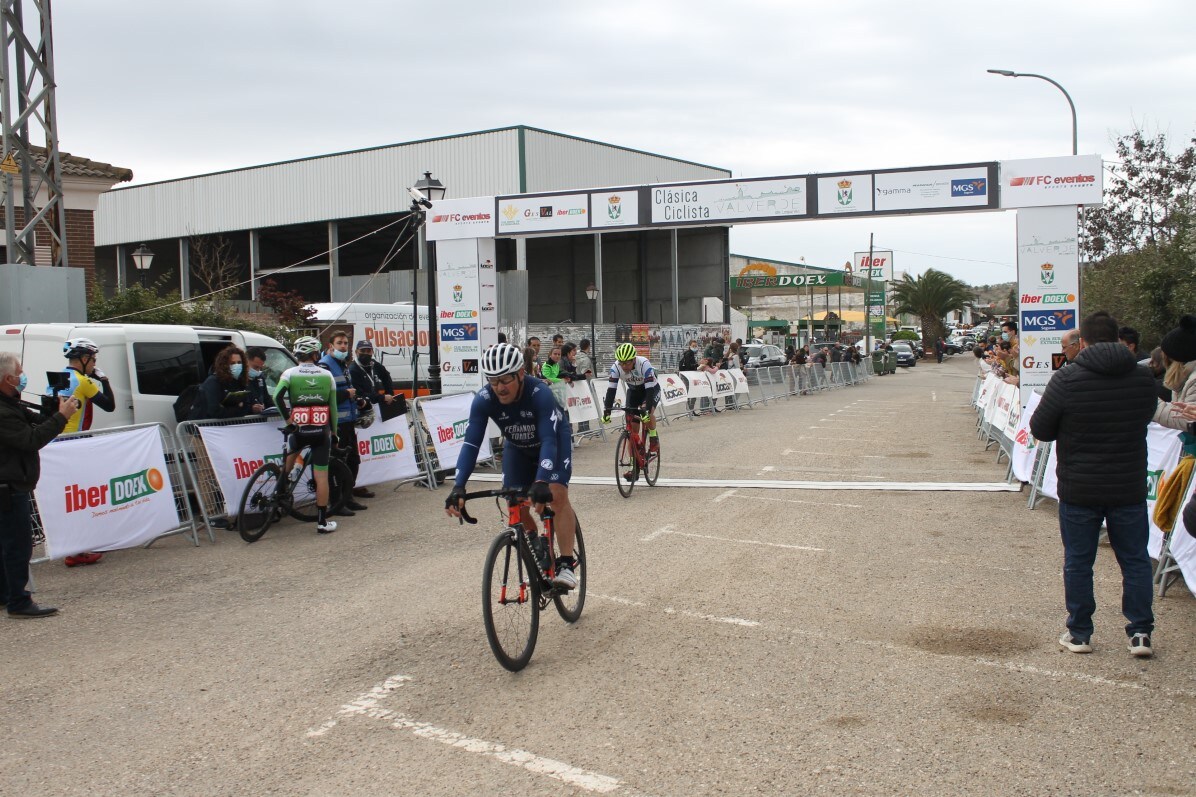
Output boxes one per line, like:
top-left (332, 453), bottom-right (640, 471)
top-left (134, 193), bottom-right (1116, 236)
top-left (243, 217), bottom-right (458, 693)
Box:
top-left (945, 335), bottom-right (975, 355)
top-left (891, 341), bottom-right (918, 367)
top-left (743, 343), bottom-right (785, 368)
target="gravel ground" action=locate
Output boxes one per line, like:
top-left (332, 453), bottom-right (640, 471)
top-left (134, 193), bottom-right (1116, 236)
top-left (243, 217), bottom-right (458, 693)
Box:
top-left (4, 354), bottom-right (1194, 796)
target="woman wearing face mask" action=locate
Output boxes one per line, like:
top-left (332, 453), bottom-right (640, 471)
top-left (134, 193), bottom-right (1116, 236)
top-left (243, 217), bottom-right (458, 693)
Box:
top-left (189, 346), bottom-right (252, 420)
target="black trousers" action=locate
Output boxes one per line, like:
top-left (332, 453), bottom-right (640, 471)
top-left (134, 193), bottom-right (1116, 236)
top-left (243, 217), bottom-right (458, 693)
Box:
top-left (337, 422), bottom-right (361, 480)
top-left (0, 490), bottom-right (35, 611)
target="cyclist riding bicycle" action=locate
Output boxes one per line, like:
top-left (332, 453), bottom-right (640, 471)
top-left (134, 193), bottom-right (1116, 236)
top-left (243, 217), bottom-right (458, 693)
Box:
top-left (273, 336), bottom-right (340, 534)
top-left (444, 343), bottom-right (579, 590)
top-left (602, 343), bottom-right (662, 458)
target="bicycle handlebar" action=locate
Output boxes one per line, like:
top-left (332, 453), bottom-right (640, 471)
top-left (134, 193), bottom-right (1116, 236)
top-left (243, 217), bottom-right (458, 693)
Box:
top-left (453, 488), bottom-right (553, 526)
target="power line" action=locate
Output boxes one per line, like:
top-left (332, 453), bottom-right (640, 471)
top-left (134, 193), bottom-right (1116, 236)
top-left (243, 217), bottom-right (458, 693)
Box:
top-left (878, 246), bottom-right (1014, 269)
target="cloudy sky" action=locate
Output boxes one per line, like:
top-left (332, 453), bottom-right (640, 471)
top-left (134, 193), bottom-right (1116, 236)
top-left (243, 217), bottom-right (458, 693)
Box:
top-left (52, 0), bottom-right (1194, 285)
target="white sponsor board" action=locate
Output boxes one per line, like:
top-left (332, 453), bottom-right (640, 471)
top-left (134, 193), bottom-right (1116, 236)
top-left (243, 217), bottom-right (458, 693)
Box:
top-left (650, 178), bottom-right (807, 224)
top-left (425, 196), bottom-right (495, 241)
top-left (354, 413), bottom-right (422, 488)
top-left (1017, 205), bottom-right (1080, 402)
top-left (590, 190), bottom-right (638, 229)
top-left (992, 382), bottom-right (1017, 431)
top-left (496, 194), bottom-right (588, 234)
top-left (564, 381), bottom-right (600, 424)
top-left (436, 238), bottom-right (487, 394)
top-left (37, 426), bottom-right (180, 558)
top-left (1146, 425), bottom-right (1184, 559)
top-left (198, 421), bottom-right (303, 518)
top-left (975, 373), bottom-right (1000, 409)
top-left (712, 370), bottom-right (736, 397)
top-left (1011, 390), bottom-right (1041, 483)
top-left (421, 392), bottom-right (491, 468)
top-left (477, 238), bottom-right (498, 353)
top-left (1170, 474), bottom-right (1196, 594)
top-left (1041, 440), bottom-right (1059, 501)
top-left (681, 370), bottom-right (713, 399)
top-left (1000, 155), bottom-right (1103, 209)
top-left (853, 250), bottom-right (894, 281)
top-left (658, 373), bottom-right (690, 406)
top-left (873, 167), bottom-right (990, 211)
top-left (729, 368), bottom-right (750, 395)
top-left (817, 174), bottom-right (873, 215)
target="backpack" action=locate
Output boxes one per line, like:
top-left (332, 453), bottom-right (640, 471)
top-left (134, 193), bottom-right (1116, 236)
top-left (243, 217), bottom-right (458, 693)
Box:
top-left (174, 384), bottom-right (201, 423)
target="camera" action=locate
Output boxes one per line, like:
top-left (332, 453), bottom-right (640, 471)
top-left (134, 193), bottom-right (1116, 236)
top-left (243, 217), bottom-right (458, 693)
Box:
top-left (40, 371), bottom-right (72, 417)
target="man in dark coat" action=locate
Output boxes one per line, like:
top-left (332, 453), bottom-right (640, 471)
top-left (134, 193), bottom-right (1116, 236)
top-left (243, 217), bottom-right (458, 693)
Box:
top-left (1030, 312), bottom-right (1159, 658)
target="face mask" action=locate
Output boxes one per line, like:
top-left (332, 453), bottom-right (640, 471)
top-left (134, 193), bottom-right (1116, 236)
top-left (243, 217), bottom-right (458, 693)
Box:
top-left (1001, 332), bottom-right (1010, 341)
top-left (332, 349), bottom-right (348, 361)
top-left (249, 367), bottom-right (263, 379)
top-left (358, 355), bottom-right (373, 366)
top-left (15, 373), bottom-right (28, 392)
top-left (690, 346), bottom-right (698, 352)
top-left (229, 363), bottom-right (244, 378)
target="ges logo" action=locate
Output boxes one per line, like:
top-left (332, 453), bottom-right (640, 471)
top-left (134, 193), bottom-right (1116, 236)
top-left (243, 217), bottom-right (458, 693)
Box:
top-left (1021, 309), bottom-right (1076, 332)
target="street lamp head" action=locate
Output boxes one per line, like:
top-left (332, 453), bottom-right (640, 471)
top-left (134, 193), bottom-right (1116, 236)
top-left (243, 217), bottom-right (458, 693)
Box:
top-left (585, 283), bottom-right (599, 301)
top-left (987, 68), bottom-right (1017, 77)
top-left (131, 243), bottom-right (154, 271)
top-left (413, 170), bottom-right (447, 203)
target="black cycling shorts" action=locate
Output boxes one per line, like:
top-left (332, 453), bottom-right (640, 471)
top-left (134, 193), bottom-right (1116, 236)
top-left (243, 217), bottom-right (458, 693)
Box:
top-left (288, 425), bottom-right (331, 469)
top-left (624, 385), bottom-right (660, 414)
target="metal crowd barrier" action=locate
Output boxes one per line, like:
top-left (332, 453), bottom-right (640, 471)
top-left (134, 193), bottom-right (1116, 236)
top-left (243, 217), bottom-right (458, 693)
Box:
top-left (175, 415), bottom-right (277, 538)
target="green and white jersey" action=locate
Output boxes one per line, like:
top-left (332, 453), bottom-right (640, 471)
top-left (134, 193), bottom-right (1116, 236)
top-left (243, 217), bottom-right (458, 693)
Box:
top-left (273, 362), bottom-right (337, 429)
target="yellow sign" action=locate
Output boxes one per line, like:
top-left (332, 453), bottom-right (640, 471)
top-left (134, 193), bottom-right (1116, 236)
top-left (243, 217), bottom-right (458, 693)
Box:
top-left (0, 153), bottom-right (18, 175)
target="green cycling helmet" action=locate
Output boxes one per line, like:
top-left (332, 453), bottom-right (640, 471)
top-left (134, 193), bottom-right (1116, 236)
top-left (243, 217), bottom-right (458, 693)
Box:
top-left (615, 343), bottom-right (637, 362)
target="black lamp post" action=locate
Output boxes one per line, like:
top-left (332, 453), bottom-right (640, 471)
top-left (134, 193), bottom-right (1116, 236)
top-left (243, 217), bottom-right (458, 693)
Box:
top-left (585, 282), bottom-right (599, 356)
top-left (131, 243), bottom-right (154, 288)
top-left (413, 170), bottom-right (446, 394)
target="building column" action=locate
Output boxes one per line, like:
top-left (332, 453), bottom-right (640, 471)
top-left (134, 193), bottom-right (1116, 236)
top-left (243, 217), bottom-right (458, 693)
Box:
top-left (328, 220), bottom-right (339, 299)
top-left (593, 233), bottom-right (603, 323)
top-left (249, 229), bottom-right (260, 301)
top-left (179, 237), bottom-right (190, 298)
top-left (516, 237), bottom-right (527, 271)
top-left (670, 228), bottom-right (679, 324)
top-left (115, 243), bottom-right (125, 291)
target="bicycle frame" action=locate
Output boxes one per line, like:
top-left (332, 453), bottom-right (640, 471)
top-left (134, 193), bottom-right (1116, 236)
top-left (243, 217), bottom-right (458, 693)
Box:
top-left (624, 412), bottom-right (650, 469)
top-left (460, 489), bottom-right (560, 597)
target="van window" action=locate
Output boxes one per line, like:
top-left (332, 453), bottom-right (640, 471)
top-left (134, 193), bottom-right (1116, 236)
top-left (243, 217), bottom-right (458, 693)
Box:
top-left (132, 342), bottom-right (203, 396)
top-left (261, 347), bottom-right (297, 393)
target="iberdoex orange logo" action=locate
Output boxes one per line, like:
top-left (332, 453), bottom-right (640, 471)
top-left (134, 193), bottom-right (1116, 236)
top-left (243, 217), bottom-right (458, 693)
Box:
top-left (65, 468), bottom-right (164, 512)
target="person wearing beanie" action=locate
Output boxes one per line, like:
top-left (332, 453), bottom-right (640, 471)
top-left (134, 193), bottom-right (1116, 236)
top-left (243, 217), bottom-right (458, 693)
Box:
top-left (1151, 315), bottom-right (1196, 431)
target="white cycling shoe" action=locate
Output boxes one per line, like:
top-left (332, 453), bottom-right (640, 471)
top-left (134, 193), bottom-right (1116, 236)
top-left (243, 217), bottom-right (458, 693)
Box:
top-left (552, 565), bottom-right (578, 591)
top-left (316, 519), bottom-right (338, 534)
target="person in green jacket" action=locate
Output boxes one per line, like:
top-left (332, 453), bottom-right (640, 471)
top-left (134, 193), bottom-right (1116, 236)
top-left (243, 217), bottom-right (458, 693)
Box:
top-left (540, 345), bottom-right (564, 383)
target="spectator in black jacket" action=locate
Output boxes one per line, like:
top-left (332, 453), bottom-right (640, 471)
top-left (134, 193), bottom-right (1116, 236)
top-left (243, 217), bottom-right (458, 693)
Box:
top-left (348, 340), bottom-right (400, 499)
top-left (1030, 312), bottom-right (1158, 658)
top-left (245, 347), bottom-right (270, 414)
top-left (189, 346), bottom-right (252, 420)
top-left (679, 340), bottom-right (700, 416)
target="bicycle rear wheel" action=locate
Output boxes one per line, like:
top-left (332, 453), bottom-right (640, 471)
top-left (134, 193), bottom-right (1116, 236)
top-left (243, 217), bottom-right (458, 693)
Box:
top-left (482, 530), bottom-right (540, 672)
top-left (238, 464), bottom-right (282, 543)
top-left (614, 431), bottom-right (635, 498)
top-left (289, 459), bottom-right (351, 521)
top-left (553, 520), bottom-right (586, 623)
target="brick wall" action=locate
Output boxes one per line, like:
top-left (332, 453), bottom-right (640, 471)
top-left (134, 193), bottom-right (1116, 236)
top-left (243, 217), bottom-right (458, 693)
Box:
top-left (0, 206), bottom-right (98, 288)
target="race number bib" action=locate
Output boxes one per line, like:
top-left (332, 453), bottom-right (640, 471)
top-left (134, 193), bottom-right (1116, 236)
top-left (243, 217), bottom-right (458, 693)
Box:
top-left (290, 405), bottom-right (330, 426)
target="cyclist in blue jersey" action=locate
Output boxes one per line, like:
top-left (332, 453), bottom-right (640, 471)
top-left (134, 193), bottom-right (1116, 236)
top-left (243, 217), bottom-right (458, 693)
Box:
top-left (445, 343), bottom-right (578, 590)
top-left (602, 343), bottom-right (662, 454)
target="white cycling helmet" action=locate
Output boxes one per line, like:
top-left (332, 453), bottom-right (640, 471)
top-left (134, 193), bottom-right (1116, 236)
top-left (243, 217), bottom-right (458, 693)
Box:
top-left (480, 343), bottom-right (524, 378)
top-left (63, 337), bottom-right (100, 359)
top-left (292, 336), bottom-right (322, 357)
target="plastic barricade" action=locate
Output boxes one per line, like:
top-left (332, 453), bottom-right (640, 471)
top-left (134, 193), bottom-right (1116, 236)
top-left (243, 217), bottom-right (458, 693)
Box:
top-left (412, 392), bottom-right (496, 489)
top-left (681, 370), bottom-right (715, 414)
top-left (563, 380), bottom-right (606, 441)
top-left (657, 372), bottom-right (694, 422)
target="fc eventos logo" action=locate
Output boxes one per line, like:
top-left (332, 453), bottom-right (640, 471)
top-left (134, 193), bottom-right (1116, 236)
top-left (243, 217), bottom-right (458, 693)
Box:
top-left (950, 178), bottom-right (987, 197)
top-left (1021, 309), bottom-right (1076, 332)
top-left (64, 468), bottom-right (164, 512)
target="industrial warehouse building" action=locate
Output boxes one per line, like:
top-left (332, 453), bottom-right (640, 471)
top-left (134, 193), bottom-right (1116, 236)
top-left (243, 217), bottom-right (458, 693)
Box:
top-left (94, 126), bottom-right (734, 326)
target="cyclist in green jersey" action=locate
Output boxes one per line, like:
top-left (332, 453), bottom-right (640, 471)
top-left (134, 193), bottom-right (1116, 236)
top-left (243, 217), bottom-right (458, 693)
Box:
top-left (273, 336), bottom-right (340, 533)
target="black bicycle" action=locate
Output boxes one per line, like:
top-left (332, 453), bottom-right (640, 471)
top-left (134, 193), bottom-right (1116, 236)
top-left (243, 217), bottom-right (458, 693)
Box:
top-left (237, 429), bottom-right (353, 543)
top-left (457, 488), bottom-right (586, 671)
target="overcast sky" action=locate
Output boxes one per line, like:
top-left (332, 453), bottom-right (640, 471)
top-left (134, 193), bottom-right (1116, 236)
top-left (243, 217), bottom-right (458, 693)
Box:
top-left (52, 0), bottom-right (1194, 286)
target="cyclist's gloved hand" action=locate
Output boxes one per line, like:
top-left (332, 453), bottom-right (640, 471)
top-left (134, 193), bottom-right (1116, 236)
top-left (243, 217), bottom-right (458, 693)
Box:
top-left (445, 485), bottom-right (466, 516)
top-left (529, 481), bottom-right (553, 507)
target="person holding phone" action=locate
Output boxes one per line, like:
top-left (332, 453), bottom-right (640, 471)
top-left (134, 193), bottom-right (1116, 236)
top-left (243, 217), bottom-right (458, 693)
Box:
top-left (189, 346), bottom-right (253, 421)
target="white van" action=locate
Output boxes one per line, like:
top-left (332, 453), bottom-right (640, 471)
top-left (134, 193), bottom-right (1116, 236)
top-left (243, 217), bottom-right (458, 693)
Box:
top-left (305, 302), bottom-right (431, 389)
top-left (0, 323), bottom-right (294, 431)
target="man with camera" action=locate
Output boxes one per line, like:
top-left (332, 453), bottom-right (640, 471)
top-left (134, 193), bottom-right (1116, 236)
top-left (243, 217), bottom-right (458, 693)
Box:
top-left (0, 352), bottom-right (79, 618)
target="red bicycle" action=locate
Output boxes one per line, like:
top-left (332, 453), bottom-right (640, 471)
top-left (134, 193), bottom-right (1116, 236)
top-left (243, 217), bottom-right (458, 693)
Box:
top-left (614, 410), bottom-right (661, 497)
top-left (457, 488), bottom-right (586, 672)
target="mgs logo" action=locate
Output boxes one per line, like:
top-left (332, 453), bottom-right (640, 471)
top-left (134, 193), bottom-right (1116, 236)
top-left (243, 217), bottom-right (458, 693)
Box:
top-left (950, 178), bottom-right (987, 197)
top-left (837, 179), bottom-right (853, 206)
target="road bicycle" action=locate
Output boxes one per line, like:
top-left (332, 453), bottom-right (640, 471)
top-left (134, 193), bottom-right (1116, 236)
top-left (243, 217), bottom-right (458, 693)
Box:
top-left (614, 409), bottom-right (661, 498)
top-left (237, 428), bottom-right (353, 543)
top-left (457, 488), bottom-right (586, 672)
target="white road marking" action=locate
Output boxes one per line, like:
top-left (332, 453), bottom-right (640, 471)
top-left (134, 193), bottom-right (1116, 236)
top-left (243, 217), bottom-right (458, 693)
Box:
top-left (724, 492), bottom-right (862, 509)
top-left (595, 594), bottom-right (759, 628)
top-left (643, 527), bottom-right (825, 552)
top-left (713, 488), bottom-right (738, 503)
top-left (932, 391), bottom-right (938, 402)
top-left (466, 473), bottom-right (1021, 492)
top-left (306, 674), bottom-right (411, 738)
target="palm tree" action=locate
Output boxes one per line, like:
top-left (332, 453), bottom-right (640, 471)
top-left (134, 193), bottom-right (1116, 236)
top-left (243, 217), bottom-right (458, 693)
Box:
top-left (889, 269), bottom-right (974, 358)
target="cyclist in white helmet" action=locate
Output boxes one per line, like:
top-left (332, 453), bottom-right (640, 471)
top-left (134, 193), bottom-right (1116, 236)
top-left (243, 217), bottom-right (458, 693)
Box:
top-left (444, 343), bottom-right (578, 590)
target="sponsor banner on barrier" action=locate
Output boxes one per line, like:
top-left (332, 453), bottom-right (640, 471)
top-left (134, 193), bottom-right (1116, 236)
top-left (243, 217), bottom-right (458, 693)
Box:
top-left (975, 373), bottom-right (1000, 409)
top-left (1041, 439), bottom-right (1059, 501)
top-left (658, 373), bottom-right (689, 406)
top-left (355, 413), bottom-right (422, 488)
top-left (608, 380), bottom-right (628, 418)
top-left (712, 370), bottom-right (736, 396)
top-left (992, 383), bottom-right (1017, 431)
top-left (1011, 390), bottom-right (1041, 483)
top-left (1000, 155), bottom-right (1103, 209)
top-left (649, 177), bottom-right (808, 225)
top-left (681, 370), bottom-right (713, 398)
top-left (198, 421), bottom-right (300, 517)
top-left (425, 196), bottom-right (495, 241)
top-left (1017, 205), bottom-right (1080, 401)
top-left (421, 392), bottom-right (492, 468)
top-left (591, 189), bottom-right (639, 229)
top-left (1146, 425), bottom-right (1184, 560)
top-left (817, 174), bottom-right (873, 215)
top-left (1170, 474), bottom-right (1196, 594)
top-left (564, 381), bottom-right (600, 423)
top-left (728, 368), bottom-right (750, 395)
top-left (37, 426), bottom-right (179, 559)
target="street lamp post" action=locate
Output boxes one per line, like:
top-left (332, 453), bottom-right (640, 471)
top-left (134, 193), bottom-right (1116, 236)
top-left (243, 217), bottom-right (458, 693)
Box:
top-left (986, 69), bottom-right (1078, 155)
top-left (131, 243), bottom-right (154, 288)
top-left (585, 283), bottom-right (599, 356)
top-left (412, 171), bottom-right (447, 395)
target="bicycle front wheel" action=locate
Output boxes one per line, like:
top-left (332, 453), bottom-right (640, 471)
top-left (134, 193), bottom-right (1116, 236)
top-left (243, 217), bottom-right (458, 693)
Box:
top-left (615, 431), bottom-right (635, 498)
top-left (238, 464), bottom-right (282, 543)
top-left (553, 520), bottom-right (586, 623)
top-left (643, 437), bottom-right (661, 486)
top-left (289, 459), bottom-right (352, 522)
top-left (482, 531), bottom-right (540, 672)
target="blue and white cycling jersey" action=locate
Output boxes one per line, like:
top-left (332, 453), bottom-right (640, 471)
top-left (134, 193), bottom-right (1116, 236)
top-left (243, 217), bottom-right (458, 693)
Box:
top-left (604, 356), bottom-right (659, 414)
top-left (454, 376), bottom-right (571, 488)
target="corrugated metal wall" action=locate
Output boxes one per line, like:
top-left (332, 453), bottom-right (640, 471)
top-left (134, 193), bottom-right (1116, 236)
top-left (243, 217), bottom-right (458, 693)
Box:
top-left (96, 129), bottom-right (521, 245)
top-left (523, 129), bottom-right (729, 192)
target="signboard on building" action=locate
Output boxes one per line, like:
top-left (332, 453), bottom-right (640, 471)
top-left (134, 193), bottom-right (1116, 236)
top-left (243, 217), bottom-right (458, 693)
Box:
top-left (817, 174), bottom-right (873, 215)
top-left (1016, 204), bottom-right (1081, 402)
top-left (590, 189), bottom-right (640, 229)
top-left (873, 166), bottom-right (991, 212)
top-left (649, 177), bottom-right (808, 225)
top-left (494, 193), bottom-right (589, 234)
top-left (425, 197), bottom-right (495, 241)
top-left (1000, 155), bottom-right (1103, 209)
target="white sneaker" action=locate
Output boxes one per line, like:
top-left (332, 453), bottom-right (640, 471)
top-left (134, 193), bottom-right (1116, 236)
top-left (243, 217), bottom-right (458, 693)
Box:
top-left (1059, 631), bottom-right (1092, 653)
top-left (316, 519), bottom-right (338, 534)
top-left (1128, 633), bottom-right (1153, 658)
top-left (552, 564), bottom-right (578, 591)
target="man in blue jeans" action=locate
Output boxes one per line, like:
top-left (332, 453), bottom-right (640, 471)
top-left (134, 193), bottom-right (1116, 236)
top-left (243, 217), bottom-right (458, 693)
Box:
top-left (1030, 311), bottom-right (1158, 657)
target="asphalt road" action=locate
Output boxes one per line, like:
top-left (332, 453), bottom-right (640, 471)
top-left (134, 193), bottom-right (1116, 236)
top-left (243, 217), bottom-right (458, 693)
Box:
top-left (5, 355), bottom-right (1195, 796)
